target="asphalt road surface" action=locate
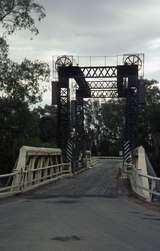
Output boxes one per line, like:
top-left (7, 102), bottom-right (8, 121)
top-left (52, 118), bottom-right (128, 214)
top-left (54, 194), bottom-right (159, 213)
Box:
top-left (0, 159), bottom-right (160, 251)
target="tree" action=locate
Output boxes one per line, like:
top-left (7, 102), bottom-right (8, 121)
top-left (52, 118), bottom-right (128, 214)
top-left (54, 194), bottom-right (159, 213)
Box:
top-left (0, 1), bottom-right (51, 174)
top-left (34, 105), bottom-right (57, 145)
top-left (84, 100), bottom-right (104, 154)
top-left (84, 99), bottom-right (124, 156)
top-left (0, 38), bottom-right (50, 173)
top-left (0, 0), bottom-right (49, 105)
top-left (0, 0), bottom-right (46, 35)
top-left (0, 37), bottom-right (50, 104)
top-left (0, 98), bottom-right (41, 173)
top-left (101, 99), bottom-right (125, 156)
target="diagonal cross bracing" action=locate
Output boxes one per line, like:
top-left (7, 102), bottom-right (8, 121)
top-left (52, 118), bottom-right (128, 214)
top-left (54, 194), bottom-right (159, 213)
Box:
top-left (80, 66), bottom-right (117, 78)
top-left (91, 90), bottom-right (118, 98)
top-left (88, 80), bottom-right (117, 89)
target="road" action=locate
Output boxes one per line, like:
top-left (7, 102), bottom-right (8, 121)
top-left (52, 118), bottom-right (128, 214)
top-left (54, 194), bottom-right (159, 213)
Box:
top-left (0, 159), bottom-right (160, 251)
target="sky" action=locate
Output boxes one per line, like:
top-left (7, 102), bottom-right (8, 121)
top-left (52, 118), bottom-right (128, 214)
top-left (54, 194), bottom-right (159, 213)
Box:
top-left (4, 0), bottom-right (160, 104)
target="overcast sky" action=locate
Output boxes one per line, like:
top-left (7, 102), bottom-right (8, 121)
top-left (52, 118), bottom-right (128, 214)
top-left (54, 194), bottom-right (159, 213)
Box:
top-left (5, 0), bottom-right (160, 104)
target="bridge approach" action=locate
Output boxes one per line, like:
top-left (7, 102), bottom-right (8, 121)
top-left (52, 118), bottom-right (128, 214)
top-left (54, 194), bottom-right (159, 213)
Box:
top-left (0, 159), bottom-right (160, 251)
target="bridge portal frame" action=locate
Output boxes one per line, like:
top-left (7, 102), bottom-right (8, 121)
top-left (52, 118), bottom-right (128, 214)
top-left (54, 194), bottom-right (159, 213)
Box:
top-left (52, 55), bottom-right (144, 171)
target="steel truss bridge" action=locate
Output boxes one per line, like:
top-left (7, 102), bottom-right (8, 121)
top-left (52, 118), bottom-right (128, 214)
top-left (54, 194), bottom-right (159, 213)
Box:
top-left (52, 54), bottom-right (145, 172)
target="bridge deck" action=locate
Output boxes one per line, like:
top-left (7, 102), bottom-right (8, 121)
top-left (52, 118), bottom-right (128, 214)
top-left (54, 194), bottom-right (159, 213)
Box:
top-left (0, 159), bottom-right (160, 251)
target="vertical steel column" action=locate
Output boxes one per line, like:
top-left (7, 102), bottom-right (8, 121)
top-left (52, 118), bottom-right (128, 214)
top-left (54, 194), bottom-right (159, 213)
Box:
top-left (57, 78), bottom-right (71, 161)
top-left (73, 90), bottom-right (86, 172)
top-left (125, 76), bottom-right (139, 150)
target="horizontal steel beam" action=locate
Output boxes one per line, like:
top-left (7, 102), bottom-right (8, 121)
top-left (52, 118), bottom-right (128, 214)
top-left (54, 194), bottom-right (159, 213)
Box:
top-left (80, 66), bottom-right (117, 78)
top-left (90, 90), bottom-right (118, 98)
top-left (88, 81), bottom-right (117, 89)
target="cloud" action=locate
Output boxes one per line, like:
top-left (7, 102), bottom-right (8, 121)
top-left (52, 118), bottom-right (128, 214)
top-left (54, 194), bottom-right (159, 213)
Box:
top-left (147, 38), bottom-right (160, 50)
top-left (4, 0), bottom-right (160, 104)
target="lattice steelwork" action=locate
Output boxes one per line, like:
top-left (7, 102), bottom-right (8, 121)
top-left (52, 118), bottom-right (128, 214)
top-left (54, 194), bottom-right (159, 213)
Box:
top-left (53, 54), bottom-right (144, 79)
top-left (125, 82), bottom-right (139, 149)
top-left (53, 54), bottom-right (145, 169)
top-left (73, 96), bottom-right (85, 171)
top-left (88, 80), bottom-right (118, 99)
top-left (88, 81), bottom-right (117, 89)
top-left (57, 87), bottom-right (70, 152)
top-left (91, 90), bottom-right (118, 99)
top-left (80, 66), bottom-right (117, 78)
top-left (76, 98), bottom-right (84, 132)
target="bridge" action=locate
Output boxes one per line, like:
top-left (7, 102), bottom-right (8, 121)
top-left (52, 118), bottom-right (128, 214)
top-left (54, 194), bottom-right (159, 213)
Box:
top-left (0, 154), bottom-right (160, 251)
top-left (0, 54), bottom-right (160, 250)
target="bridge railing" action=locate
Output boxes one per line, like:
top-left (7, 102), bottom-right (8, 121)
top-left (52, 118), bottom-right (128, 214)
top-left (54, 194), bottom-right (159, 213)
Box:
top-left (0, 146), bottom-right (72, 199)
top-left (125, 163), bottom-right (160, 201)
top-left (20, 163), bottom-right (71, 192)
top-left (124, 146), bottom-right (160, 202)
top-left (138, 173), bottom-right (160, 197)
top-left (0, 163), bottom-right (71, 198)
top-left (0, 171), bottom-right (22, 198)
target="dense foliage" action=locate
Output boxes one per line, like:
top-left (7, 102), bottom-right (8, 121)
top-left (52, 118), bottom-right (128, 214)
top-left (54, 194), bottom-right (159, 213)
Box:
top-left (0, 36), bottom-right (50, 174)
top-left (100, 99), bottom-right (125, 156)
top-left (0, 1), bottom-right (52, 174)
top-left (0, 0), bottom-right (45, 35)
top-left (0, 101), bottom-right (57, 173)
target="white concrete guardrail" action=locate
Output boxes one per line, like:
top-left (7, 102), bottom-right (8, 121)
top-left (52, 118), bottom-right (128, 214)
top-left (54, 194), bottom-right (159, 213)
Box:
top-left (124, 146), bottom-right (160, 202)
top-left (0, 146), bottom-right (72, 199)
top-left (0, 147), bottom-right (94, 198)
